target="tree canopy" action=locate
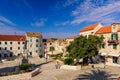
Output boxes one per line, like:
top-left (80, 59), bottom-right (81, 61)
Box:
top-left (66, 35), bottom-right (103, 65)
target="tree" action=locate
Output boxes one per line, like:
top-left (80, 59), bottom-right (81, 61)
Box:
top-left (49, 46), bottom-right (55, 55)
top-left (66, 35), bottom-right (103, 65)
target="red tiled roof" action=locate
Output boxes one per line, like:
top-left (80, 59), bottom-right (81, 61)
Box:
top-left (46, 39), bottom-right (55, 43)
top-left (66, 35), bottom-right (79, 39)
top-left (0, 35), bottom-right (26, 41)
top-left (80, 23), bottom-right (100, 32)
top-left (95, 26), bottom-right (111, 34)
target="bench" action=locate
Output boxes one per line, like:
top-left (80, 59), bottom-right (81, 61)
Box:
top-left (31, 68), bottom-right (40, 77)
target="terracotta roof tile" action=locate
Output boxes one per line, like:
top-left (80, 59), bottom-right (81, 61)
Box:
top-left (95, 26), bottom-right (111, 34)
top-left (0, 35), bottom-right (26, 41)
top-left (46, 39), bottom-right (55, 43)
top-left (26, 32), bottom-right (42, 38)
top-left (80, 23), bottom-right (100, 32)
top-left (66, 35), bottom-right (79, 39)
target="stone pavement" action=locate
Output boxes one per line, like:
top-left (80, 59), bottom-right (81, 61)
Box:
top-left (30, 57), bottom-right (120, 80)
top-left (0, 56), bottom-right (120, 80)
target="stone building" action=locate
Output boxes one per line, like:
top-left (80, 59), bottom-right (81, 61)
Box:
top-left (0, 32), bottom-right (43, 58)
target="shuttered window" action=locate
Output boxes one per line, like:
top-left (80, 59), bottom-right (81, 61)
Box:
top-left (111, 33), bottom-right (118, 40)
top-left (101, 44), bottom-right (105, 48)
top-left (113, 44), bottom-right (117, 49)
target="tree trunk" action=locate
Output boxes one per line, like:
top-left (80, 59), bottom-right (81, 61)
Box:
top-left (83, 57), bottom-right (88, 66)
top-left (89, 57), bottom-right (93, 63)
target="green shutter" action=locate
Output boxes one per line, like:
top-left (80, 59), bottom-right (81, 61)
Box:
top-left (101, 44), bottom-right (105, 48)
top-left (113, 44), bottom-right (117, 49)
top-left (116, 33), bottom-right (118, 40)
top-left (111, 34), bottom-right (113, 40)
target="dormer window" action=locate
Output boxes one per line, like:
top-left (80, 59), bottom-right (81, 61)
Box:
top-left (113, 25), bottom-right (116, 29)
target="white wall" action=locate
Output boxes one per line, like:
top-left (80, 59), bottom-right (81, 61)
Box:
top-left (0, 41), bottom-right (25, 57)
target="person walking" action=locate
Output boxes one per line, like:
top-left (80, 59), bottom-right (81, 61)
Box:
top-left (55, 61), bottom-right (60, 69)
top-left (44, 53), bottom-right (48, 62)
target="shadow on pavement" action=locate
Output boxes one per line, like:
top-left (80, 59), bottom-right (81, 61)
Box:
top-left (35, 61), bottom-right (53, 68)
top-left (74, 69), bottom-right (118, 80)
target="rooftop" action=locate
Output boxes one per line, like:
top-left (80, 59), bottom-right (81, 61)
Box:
top-left (80, 23), bottom-right (100, 32)
top-left (26, 32), bottom-right (42, 38)
top-left (95, 26), bottom-right (111, 34)
top-left (0, 34), bottom-right (26, 41)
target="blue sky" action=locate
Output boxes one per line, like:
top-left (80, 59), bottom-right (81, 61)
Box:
top-left (0, 0), bottom-right (120, 38)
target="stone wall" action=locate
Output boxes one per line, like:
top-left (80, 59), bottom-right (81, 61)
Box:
top-left (0, 67), bottom-right (40, 80)
top-left (0, 73), bottom-right (30, 80)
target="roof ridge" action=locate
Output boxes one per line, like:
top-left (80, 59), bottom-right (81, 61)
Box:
top-left (80, 23), bottom-right (100, 32)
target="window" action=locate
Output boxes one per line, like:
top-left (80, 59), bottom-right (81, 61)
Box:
top-left (101, 44), bottom-right (105, 48)
top-left (36, 39), bottom-right (38, 42)
top-left (111, 33), bottom-right (118, 40)
top-left (91, 32), bottom-right (93, 34)
top-left (36, 50), bottom-right (38, 53)
top-left (5, 42), bottom-right (7, 45)
top-left (18, 47), bottom-right (20, 50)
top-left (22, 42), bottom-right (24, 44)
top-left (113, 44), bottom-right (117, 49)
top-left (10, 42), bottom-right (12, 44)
top-left (5, 47), bottom-right (7, 50)
top-left (100, 34), bottom-right (104, 38)
top-left (113, 57), bottom-right (118, 63)
top-left (0, 42), bottom-right (1, 44)
top-left (10, 47), bottom-right (12, 50)
top-left (30, 52), bottom-right (32, 55)
top-left (36, 44), bottom-right (38, 47)
top-left (40, 44), bottom-right (41, 47)
top-left (113, 25), bottom-right (116, 29)
top-left (30, 44), bottom-right (32, 47)
top-left (18, 42), bottom-right (20, 44)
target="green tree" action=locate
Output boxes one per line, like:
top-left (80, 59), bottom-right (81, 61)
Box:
top-left (67, 35), bottom-right (103, 65)
top-left (49, 46), bottom-right (55, 55)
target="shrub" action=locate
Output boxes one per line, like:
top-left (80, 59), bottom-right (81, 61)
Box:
top-left (53, 53), bottom-right (63, 60)
top-left (63, 58), bottom-right (74, 65)
top-left (64, 53), bottom-right (69, 57)
top-left (19, 63), bottom-right (31, 70)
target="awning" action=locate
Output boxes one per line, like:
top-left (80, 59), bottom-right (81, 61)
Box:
top-left (98, 52), bottom-right (107, 56)
top-left (108, 53), bottom-right (120, 57)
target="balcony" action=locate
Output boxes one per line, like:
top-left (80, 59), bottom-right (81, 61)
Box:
top-left (107, 40), bottom-right (119, 44)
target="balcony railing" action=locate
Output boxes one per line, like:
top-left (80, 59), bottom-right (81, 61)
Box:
top-left (107, 40), bottom-right (119, 44)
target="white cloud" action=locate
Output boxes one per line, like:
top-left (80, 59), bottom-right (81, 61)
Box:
top-left (63, 0), bottom-right (79, 7)
top-left (54, 21), bottom-right (70, 26)
top-left (0, 16), bottom-right (16, 26)
top-left (43, 32), bottom-right (77, 39)
top-left (71, 0), bottom-right (120, 25)
top-left (32, 18), bottom-right (47, 27)
top-left (54, 0), bottom-right (80, 10)
top-left (0, 22), bottom-right (25, 35)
